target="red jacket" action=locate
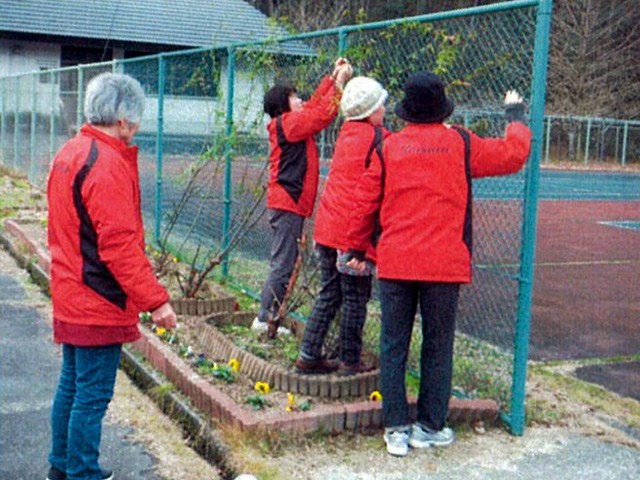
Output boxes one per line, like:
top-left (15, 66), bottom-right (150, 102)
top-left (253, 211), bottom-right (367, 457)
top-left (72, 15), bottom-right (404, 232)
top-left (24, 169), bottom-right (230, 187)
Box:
top-left (314, 121), bottom-right (390, 259)
top-left (47, 125), bottom-right (169, 342)
top-left (347, 122), bottom-right (532, 283)
top-left (266, 76), bottom-right (341, 217)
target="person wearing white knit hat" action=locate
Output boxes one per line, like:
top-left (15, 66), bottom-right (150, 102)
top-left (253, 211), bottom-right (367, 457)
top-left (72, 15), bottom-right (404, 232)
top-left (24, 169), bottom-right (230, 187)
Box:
top-left (295, 75), bottom-right (390, 376)
top-left (340, 76), bottom-right (388, 121)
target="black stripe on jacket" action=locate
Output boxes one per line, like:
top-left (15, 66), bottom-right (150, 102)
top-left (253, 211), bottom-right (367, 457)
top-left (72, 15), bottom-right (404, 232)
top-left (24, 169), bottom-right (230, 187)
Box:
top-left (275, 115), bottom-right (307, 203)
top-left (72, 140), bottom-right (128, 310)
top-left (451, 126), bottom-right (473, 255)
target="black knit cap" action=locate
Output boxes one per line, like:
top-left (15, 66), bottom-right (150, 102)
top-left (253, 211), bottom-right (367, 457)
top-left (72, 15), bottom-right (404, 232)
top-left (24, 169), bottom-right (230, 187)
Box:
top-left (394, 71), bottom-right (455, 124)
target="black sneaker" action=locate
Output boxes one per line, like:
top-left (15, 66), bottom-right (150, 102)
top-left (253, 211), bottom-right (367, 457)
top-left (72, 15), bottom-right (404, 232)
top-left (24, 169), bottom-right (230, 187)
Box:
top-left (46, 466), bottom-right (114, 480)
top-left (46, 467), bottom-right (65, 480)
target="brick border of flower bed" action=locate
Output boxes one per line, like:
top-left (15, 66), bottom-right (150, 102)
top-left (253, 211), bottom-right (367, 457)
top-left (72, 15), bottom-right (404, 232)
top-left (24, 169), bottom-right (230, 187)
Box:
top-left (172, 296), bottom-right (238, 316)
top-left (0, 217), bottom-right (500, 435)
top-left (196, 319), bottom-right (381, 400)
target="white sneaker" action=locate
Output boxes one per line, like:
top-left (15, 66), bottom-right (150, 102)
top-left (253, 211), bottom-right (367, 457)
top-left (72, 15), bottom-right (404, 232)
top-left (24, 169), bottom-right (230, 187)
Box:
top-left (251, 317), bottom-right (268, 332)
top-left (251, 317), bottom-right (290, 336)
top-left (409, 424), bottom-right (455, 448)
top-left (383, 429), bottom-right (410, 457)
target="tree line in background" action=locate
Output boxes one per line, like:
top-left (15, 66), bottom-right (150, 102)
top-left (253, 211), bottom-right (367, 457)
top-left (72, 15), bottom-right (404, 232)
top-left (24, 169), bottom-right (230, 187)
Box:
top-left (247, 0), bottom-right (640, 119)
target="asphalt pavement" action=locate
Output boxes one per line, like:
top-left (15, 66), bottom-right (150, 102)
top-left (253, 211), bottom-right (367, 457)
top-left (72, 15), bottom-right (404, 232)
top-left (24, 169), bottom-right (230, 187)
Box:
top-left (0, 257), bottom-right (163, 480)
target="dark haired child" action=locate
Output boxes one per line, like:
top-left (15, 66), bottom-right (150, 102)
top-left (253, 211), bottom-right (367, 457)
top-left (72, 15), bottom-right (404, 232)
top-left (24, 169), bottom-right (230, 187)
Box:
top-left (254, 59), bottom-right (353, 336)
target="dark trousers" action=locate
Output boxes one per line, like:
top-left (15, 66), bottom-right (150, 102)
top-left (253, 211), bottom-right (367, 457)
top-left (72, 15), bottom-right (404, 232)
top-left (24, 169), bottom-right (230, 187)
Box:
top-left (259, 209), bottom-right (305, 322)
top-left (379, 279), bottom-right (459, 430)
top-left (300, 244), bottom-right (372, 365)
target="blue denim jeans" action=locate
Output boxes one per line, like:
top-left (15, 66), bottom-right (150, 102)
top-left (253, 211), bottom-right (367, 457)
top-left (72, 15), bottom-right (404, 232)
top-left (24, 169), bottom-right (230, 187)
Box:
top-left (49, 344), bottom-right (122, 480)
top-left (379, 280), bottom-right (459, 430)
top-left (300, 244), bottom-right (372, 365)
top-left (258, 209), bottom-right (305, 322)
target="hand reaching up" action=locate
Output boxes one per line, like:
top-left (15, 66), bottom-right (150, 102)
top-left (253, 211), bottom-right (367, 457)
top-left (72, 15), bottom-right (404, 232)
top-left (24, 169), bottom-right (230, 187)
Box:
top-left (332, 58), bottom-right (353, 89)
top-left (504, 90), bottom-right (527, 123)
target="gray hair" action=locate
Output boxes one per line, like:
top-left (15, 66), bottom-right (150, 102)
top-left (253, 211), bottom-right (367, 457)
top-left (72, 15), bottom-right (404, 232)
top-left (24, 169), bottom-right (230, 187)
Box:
top-left (84, 73), bottom-right (145, 126)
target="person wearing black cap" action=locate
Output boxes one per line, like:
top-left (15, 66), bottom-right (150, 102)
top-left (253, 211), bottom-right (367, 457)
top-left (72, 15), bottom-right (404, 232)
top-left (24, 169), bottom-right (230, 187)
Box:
top-left (345, 71), bottom-right (532, 457)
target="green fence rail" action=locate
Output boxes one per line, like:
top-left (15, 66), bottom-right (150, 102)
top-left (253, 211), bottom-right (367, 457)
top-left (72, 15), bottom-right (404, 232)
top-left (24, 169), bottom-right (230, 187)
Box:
top-left (0, 0), bottom-right (554, 435)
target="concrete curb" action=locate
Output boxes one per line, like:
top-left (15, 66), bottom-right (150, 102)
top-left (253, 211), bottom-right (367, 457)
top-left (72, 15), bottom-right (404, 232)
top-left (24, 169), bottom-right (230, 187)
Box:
top-left (120, 348), bottom-right (237, 479)
top-left (1, 218), bottom-right (500, 435)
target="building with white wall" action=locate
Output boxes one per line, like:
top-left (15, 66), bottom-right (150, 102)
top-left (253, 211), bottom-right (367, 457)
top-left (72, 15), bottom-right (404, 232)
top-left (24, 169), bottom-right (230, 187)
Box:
top-left (0, 0), bottom-right (311, 136)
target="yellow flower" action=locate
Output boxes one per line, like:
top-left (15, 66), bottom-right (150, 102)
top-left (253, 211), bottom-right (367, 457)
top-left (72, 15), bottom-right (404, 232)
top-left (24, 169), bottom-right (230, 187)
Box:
top-left (369, 390), bottom-right (382, 402)
top-left (228, 358), bottom-right (240, 372)
top-left (213, 362), bottom-right (219, 370)
top-left (173, 257), bottom-right (179, 263)
top-left (254, 381), bottom-right (270, 395)
top-left (287, 392), bottom-right (295, 408)
top-left (156, 327), bottom-right (166, 337)
top-left (285, 405), bottom-right (293, 413)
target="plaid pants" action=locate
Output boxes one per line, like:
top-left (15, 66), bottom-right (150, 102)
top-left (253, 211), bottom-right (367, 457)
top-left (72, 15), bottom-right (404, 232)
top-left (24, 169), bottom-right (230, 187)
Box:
top-left (299, 244), bottom-right (372, 365)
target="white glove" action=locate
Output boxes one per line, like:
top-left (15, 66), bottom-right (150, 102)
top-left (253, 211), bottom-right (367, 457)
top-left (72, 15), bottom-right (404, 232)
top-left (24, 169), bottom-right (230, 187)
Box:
top-left (504, 90), bottom-right (523, 105)
top-left (504, 90), bottom-right (526, 123)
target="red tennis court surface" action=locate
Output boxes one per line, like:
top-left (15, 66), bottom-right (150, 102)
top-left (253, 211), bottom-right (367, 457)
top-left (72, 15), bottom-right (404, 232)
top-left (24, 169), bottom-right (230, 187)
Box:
top-left (531, 200), bottom-right (640, 398)
top-left (532, 200), bottom-right (640, 360)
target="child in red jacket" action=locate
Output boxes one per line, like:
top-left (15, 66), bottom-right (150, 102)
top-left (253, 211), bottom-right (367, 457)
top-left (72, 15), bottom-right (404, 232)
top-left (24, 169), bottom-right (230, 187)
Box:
top-left (254, 59), bottom-right (352, 336)
top-left (295, 76), bottom-right (390, 375)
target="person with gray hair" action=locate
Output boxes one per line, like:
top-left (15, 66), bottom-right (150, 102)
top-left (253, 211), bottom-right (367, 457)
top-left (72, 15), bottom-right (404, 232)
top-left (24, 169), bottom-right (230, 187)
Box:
top-left (46, 72), bottom-right (176, 480)
top-left (83, 72), bottom-right (145, 126)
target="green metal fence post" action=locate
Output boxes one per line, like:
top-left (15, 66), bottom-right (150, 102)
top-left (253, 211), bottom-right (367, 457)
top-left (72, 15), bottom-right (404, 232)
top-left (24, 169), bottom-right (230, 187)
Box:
top-left (338, 28), bottom-right (348, 55)
top-left (29, 74), bottom-right (37, 183)
top-left (155, 55), bottom-right (166, 243)
top-left (0, 79), bottom-right (5, 165)
top-left (76, 67), bottom-right (84, 132)
top-left (509, 0), bottom-right (553, 437)
top-left (621, 121), bottom-right (628, 167)
top-left (584, 117), bottom-right (591, 164)
top-left (315, 30), bottom-right (348, 161)
top-left (50, 70), bottom-right (56, 164)
top-left (221, 47), bottom-right (236, 278)
top-left (13, 77), bottom-right (20, 169)
top-left (544, 116), bottom-right (551, 163)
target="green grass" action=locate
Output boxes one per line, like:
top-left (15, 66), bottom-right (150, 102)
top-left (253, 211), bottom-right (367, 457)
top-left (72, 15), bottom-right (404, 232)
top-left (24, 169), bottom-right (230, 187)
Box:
top-left (0, 172), bottom-right (40, 219)
top-left (530, 363), bottom-right (640, 428)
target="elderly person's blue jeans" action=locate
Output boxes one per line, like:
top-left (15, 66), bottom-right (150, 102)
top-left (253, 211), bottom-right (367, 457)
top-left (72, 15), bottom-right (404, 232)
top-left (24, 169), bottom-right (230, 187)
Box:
top-left (49, 344), bottom-right (122, 480)
top-left (379, 280), bottom-right (459, 431)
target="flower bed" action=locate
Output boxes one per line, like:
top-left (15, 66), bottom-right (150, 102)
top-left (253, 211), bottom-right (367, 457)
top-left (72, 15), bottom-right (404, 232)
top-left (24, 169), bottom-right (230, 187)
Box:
top-left (143, 312), bottom-right (382, 412)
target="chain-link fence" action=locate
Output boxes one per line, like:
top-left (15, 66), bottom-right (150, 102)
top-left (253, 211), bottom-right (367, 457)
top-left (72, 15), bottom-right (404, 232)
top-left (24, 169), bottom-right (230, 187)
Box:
top-left (542, 114), bottom-right (640, 166)
top-left (0, 0), bottom-right (553, 434)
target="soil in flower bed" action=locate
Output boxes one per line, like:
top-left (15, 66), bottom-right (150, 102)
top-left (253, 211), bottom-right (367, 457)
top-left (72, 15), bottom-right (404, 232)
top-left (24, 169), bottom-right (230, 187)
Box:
top-left (145, 316), bottom-right (380, 418)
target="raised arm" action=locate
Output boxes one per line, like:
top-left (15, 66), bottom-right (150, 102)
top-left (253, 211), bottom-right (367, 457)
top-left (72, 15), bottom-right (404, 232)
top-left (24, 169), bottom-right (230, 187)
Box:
top-left (469, 90), bottom-right (532, 178)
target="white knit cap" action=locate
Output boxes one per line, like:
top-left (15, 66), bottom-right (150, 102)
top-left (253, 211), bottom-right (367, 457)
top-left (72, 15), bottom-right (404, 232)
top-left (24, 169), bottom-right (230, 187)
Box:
top-left (340, 77), bottom-right (388, 121)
